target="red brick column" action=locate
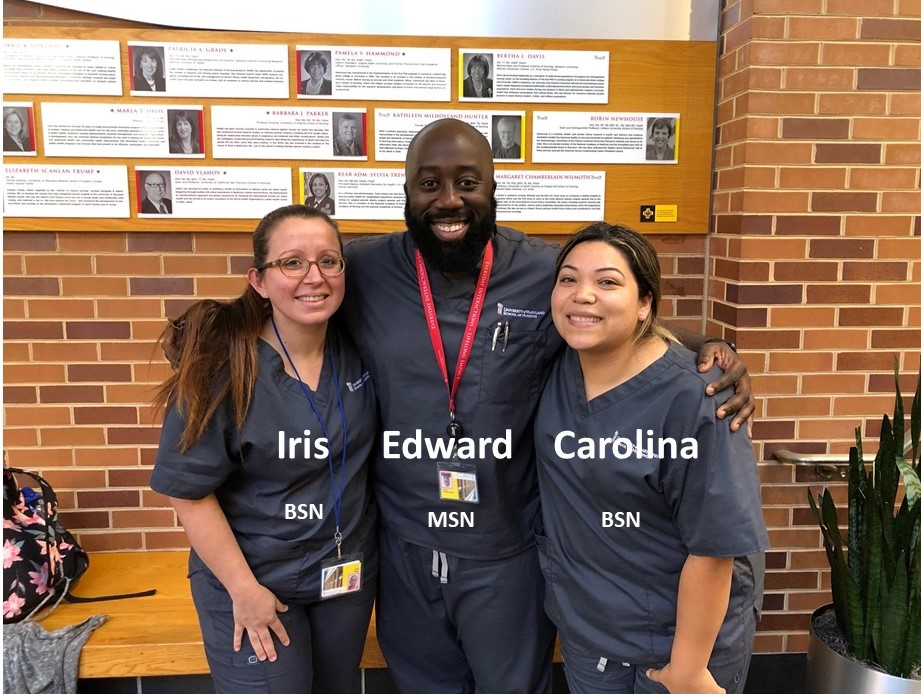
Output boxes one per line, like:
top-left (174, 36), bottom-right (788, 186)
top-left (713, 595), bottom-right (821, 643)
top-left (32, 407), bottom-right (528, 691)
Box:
top-left (713, 0), bottom-right (921, 652)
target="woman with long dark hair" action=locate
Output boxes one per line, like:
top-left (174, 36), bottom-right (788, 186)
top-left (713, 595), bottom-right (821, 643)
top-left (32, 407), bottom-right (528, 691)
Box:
top-left (151, 204), bottom-right (378, 694)
top-left (535, 222), bottom-right (767, 694)
top-left (133, 47), bottom-right (166, 91)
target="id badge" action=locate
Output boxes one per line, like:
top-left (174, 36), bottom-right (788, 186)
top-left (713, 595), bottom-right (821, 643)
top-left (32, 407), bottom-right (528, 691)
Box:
top-left (319, 552), bottom-right (363, 600)
top-left (436, 461), bottom-right (480, 504)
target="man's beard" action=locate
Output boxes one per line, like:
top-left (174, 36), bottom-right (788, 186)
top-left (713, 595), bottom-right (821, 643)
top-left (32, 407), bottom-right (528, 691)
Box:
top-left (405, 197), bottom-right (497, 274)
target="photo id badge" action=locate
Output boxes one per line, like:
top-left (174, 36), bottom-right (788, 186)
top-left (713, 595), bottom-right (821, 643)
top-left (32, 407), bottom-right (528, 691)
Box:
top-left (436, 461), bottom-right (480, 504)
top-left (320, 552), bottom-right (363, 600)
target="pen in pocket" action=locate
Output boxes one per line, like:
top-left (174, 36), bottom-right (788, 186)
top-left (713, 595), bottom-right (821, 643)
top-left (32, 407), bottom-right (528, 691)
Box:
top-left (491, 321), bottom-right (510, 352)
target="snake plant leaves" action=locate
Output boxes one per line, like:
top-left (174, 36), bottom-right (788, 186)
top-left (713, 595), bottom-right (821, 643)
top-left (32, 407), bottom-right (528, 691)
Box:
top-left (810, 361), bottom-right (921, 678)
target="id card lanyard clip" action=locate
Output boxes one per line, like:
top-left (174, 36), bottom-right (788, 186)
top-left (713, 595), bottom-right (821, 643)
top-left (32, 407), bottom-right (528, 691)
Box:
top-left (447, 412), bottom-right (463, 442)
top-left (415, 241), bottom-right (493, 439)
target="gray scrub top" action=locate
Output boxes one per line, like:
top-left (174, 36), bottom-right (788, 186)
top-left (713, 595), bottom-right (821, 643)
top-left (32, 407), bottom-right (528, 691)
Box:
top-left (341, 227), bottom-right (563, 558)
top-left (535, 342), bottom-right (769, 666)
top-left (151, 329), bottom-right (378, 602)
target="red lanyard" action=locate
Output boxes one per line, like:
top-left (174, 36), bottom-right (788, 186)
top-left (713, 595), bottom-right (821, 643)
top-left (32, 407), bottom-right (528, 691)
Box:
top-left (415, 242), bottom-right (493, 418)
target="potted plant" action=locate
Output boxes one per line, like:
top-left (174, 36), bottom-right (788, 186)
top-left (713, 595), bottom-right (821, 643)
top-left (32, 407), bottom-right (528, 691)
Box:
top-left (806, 360), bottom-right (921, 693)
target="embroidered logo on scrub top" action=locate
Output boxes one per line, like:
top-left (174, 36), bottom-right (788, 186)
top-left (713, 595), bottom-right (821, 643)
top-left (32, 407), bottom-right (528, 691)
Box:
top-left (346, 370), bottom-right (371, 392)
top-left (496, 301), bottom-right (545, 319)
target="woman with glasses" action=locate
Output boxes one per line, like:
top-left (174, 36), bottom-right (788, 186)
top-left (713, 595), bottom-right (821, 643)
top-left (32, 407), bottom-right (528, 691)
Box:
top-left (151, 204), bottom-right (378, 694)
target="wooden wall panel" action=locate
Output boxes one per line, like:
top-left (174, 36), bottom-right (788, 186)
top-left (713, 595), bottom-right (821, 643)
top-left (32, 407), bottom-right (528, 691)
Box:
top-left (3, 26), bottom-right (717, 234)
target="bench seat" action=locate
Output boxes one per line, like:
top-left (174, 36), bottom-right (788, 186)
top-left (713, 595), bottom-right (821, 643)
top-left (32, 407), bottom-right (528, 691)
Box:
top-left (38, 550), bottom-right (387, 679)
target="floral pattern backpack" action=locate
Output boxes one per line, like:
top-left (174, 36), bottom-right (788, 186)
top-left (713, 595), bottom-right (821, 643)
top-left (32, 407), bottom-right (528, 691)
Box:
top-left (2, 466), bottom-right (90, 623)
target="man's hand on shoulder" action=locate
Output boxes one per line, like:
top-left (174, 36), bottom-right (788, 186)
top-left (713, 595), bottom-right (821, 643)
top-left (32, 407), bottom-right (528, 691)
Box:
top-left (696, 340), bottom-right (754, 434)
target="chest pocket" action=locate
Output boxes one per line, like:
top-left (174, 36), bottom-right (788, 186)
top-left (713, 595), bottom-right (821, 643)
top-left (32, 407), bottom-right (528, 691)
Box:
top-left (478, 320), bottom-right (547, 404)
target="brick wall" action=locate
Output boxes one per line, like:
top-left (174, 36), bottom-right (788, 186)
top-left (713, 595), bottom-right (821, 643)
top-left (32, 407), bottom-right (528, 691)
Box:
top-left (4, 230), bottom-right (252, 551)
top-left (713, 0), bottom-right (921, 653)
top-left (3, 227), bottom-right (705, 549)
top-left (4, 0), bottom-right (920, 657)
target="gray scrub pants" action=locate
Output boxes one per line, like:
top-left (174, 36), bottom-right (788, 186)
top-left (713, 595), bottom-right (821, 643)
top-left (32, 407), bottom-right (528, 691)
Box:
top-left (376, 526), bottom-right (556, 694)
top-left (559, 616), bottom-right (756, 694)
top-left (190, 565), bottom-right (375, 694)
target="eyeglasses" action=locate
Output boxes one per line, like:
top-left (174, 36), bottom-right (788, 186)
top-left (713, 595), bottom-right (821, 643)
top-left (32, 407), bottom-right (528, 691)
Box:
top-left (259, 255), bottom-right (345, 277)
top-left (145, 182), bottom-right (165, 189)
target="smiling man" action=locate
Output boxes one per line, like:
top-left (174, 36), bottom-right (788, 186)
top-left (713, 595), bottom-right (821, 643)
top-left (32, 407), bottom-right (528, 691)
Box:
top-left (342, 118), bottom-right (558, 693)
top-left (141, 172), bottom-right (172, 214)
top-left (340, 118), bottom-right (752, 693)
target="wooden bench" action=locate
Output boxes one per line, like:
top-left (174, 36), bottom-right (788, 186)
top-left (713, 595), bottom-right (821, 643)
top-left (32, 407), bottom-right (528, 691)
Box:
top-left (39, 551), bottom-right (387, 679)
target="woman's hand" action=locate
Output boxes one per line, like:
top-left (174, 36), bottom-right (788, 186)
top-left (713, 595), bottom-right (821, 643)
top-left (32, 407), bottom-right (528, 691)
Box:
top-left (231, 582), bottom-right (290, 662)
top-left (646, 663), bottom-right (726, 694)
top-left (169, 495), bottom-right (292, 662)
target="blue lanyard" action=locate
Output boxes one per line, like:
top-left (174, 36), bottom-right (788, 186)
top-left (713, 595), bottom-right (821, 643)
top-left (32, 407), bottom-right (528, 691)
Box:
top-left (271, 317), bottom-right (349, 557)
